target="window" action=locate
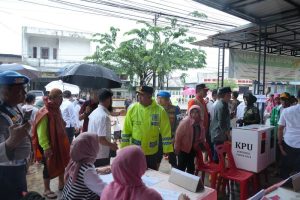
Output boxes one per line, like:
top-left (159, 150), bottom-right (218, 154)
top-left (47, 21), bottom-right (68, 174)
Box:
top-left (33, 47), bottom-right (37, 58)
top-left (53, 48), bottom-right (57, 59)
top-left (40, 47), bottom-right (49, 59)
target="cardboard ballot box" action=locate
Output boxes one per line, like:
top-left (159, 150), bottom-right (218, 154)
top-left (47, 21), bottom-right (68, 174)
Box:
top-left (232, 124), bottom-right (275, 173)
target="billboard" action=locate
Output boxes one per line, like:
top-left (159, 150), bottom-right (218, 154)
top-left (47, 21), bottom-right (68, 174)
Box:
top-left (229, 49), bottom-right (300, 81)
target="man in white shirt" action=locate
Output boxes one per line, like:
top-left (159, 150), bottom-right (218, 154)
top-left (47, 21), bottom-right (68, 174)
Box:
top-left (88, 89), bottom-right (118, 167)
top-left (277, 89), bottom-right (300, 179)
top-left (207, 89), bottom-right (218, 122)
top-left (60, 90), bottom-right (78, 144)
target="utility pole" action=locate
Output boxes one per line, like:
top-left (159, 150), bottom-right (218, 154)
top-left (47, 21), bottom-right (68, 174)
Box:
top-left (152, 13), bottom-right (159, 89)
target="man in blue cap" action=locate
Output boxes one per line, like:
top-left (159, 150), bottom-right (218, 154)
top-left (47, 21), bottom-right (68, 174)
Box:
top-left (0, 71), bottom-right (32, 199)
top-left (157, 91), bottom-right (181, 168)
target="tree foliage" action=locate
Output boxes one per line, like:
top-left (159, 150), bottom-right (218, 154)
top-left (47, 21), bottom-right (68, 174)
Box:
top-left (206, 79), bottom-right (238, 90)
top-left (86, 18), bottom-right (206, 88)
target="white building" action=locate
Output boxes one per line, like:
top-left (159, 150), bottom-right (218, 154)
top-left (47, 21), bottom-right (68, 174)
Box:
top-left (22, 26), bottom-right (92, 71)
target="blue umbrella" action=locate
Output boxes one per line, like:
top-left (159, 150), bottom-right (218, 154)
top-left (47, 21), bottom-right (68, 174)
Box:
top-left (0, 63), bottom-right (39, 79)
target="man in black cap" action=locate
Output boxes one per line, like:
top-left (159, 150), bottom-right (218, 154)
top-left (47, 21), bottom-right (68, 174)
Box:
top-left (210, 87), bottom-right (232, 162)
top-left (0, 71), bottom-right (32, 199)
top-left (121, 86), bottom-right (173, 170)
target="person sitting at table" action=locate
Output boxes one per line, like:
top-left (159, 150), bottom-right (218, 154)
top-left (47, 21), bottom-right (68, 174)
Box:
top-left (174, 105), bottom-right (206, 174)
top-left (101, 145), bottom-right (190, 200)
top-left (62, 132), bottom-right (110, 200)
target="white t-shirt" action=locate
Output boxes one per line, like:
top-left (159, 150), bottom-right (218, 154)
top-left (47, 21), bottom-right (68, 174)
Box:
top-left (278, 104), bottom-right (300, 148)
top-left (236, 101), bottom-right (246, 120)
top-left (88, 105), bottom-right (111, 159)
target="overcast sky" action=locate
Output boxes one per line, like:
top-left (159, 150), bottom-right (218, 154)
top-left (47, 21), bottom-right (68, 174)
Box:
top-left (0, 0), bottom-right (249, 76)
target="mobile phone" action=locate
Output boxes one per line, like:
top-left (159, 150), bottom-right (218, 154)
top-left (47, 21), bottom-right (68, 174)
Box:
top-left (22, 110), bottom-right (33, 124)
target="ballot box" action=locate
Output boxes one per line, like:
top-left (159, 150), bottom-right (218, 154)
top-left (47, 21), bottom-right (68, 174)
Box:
top-left (232, 124), bottom-right (274, 173)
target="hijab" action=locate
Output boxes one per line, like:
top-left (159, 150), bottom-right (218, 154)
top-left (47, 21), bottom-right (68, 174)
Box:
top-left (64, 132), bottom-right (99, 184)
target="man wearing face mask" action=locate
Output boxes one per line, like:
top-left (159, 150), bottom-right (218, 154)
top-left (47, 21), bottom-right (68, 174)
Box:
top-left (88, 89), bottom-right (118, 167)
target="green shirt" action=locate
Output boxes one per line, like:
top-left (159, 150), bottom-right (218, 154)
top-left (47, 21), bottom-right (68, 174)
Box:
top-left (121, 100), bottom-right (173, 155)
top-left (37, 116), bottom-right (51, 151)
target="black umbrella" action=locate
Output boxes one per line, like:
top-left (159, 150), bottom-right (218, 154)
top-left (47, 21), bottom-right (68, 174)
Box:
top-left (60, 63), bottom-right (122, 89)
top-left (0, 63), bottom-right (39, 79)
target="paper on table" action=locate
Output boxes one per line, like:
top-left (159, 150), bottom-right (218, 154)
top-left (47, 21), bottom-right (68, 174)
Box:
top-left (99, 173), bottom-right (114, 184)
top-left (142, 175), bottom-right (163, 187)
top-left (154, 188), bottom-right (181, 200)
top-left (99, 174), bottom-right (162, 187)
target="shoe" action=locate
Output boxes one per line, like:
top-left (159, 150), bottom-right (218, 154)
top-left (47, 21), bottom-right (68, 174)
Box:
top-left (43, 191), bottom-right (57, 199)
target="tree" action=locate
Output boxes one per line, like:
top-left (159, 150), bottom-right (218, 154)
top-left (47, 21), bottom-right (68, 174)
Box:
top-left (86, 18), bottom-right (206, 88)
top-left (206, 79), bottom-right (238, 90)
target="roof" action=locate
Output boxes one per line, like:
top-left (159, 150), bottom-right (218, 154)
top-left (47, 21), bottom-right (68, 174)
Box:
top-left (193, 0), bottom-right (300, 56)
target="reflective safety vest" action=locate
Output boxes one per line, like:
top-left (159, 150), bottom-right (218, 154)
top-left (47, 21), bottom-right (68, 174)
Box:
top-left (121, 100), bottom-right (173, 155)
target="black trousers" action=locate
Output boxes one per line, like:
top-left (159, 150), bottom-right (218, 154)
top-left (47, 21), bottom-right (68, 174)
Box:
top-left (146, 153), bottom-right (160, 170)
top-left (280, 141), bottom-right (300, 179)
top-left (0, 165), bottom-right (27, 200)
top-left (65, 127), bottom-right (75, 144)
top-left (178, 150), bottom-right (196, 174)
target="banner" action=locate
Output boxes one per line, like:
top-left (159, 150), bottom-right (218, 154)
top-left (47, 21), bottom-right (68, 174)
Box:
top-left (229, 49), bottom-right (300, 81)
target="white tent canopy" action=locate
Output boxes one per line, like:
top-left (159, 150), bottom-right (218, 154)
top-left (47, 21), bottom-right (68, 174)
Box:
top-left (45, 80), bottom-right (80, 95)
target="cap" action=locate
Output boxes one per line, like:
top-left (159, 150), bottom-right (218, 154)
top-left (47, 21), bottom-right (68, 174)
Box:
top-left (218, 87), bottom-right (232, 95)
top-left (280, 92), bottom-right (290, 99)
top-left (157, 91), bottom-right (171, 98)
top-left (136, 86), bottom-right (154, 95)
top-left (0, 71), bottom-right (29, 85)
top-left (196, 83), bottom-right (209, 91)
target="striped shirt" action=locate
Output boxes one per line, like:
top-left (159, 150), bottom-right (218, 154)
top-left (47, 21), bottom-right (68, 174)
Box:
top-left (61, 163), bottom-right (102, 200)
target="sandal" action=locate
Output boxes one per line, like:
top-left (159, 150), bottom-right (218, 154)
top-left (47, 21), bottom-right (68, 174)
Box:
top-left (43, 191), bottom-right (57, 199)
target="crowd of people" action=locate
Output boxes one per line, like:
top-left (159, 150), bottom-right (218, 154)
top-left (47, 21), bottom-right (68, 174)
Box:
top-left (0, 70), bottom-right (300, 200)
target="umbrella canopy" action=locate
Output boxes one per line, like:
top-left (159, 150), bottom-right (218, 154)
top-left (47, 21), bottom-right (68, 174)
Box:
top-left (45, 80), bottom-right (80, 95)
top-left (182, 87), bottom-right (195, 96)
top-left (60, 63), bottom-right (122, 89)
top-left (0, 63), bottom-right (39, 79)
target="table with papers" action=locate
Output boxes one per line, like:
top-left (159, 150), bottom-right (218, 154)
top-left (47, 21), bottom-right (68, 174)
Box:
top-left (99, 169), bottom-right (217, 200)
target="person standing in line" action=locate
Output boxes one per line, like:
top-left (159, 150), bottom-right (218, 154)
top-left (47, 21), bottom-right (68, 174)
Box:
top-left (175, 105), bottom-right (206, 174)
top-left (60, 90), bottom-right (78, 144)
top-left (187, 84), bottom-right (209, 143)
top-left (32, 88), bottom-right (70, 199)
top-left (206, 89), bottom-right (218, 123)
top-left (0, 71), bottom-right (32, 200)
top-left (22, 93), bottom-right (39, 136)
top-left (79, 90), bottom-right (99, 132)
top-left (229, 91), bottom-right (240, 119)
top-left (277, 89), bottom-right (300, 179)
top-left (210, 87), bottom-right (232, 162)
top-left (121, 86), bottom-right (173, 170)
top-left (88, 89), bottom-right (118, 167)
top-left (156, 91), bottom-right (180, 168)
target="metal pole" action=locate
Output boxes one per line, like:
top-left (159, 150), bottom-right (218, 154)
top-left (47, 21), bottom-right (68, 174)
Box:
top-left (221, 45), bottom-right (225, 87)
top-left (217, 48), bottom-right (220, 88)
top-left (262, 26), bottom-right (267, 95)
top-left (257, 25), bottom-right (262, 95)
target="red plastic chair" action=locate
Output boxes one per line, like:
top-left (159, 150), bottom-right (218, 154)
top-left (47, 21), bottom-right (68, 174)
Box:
top-left (195, 142), bottom-right (220, 189)
top-left (215, 142), bottom-right (258, 200)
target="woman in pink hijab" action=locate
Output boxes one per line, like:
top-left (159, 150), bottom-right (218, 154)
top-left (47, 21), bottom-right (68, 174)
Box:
top-left (175, 105), bottom-right (206, 174)
top-left (101, 145), bottom-right (162, 200)
top-left (62, 132), bottom-right (108, 200)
